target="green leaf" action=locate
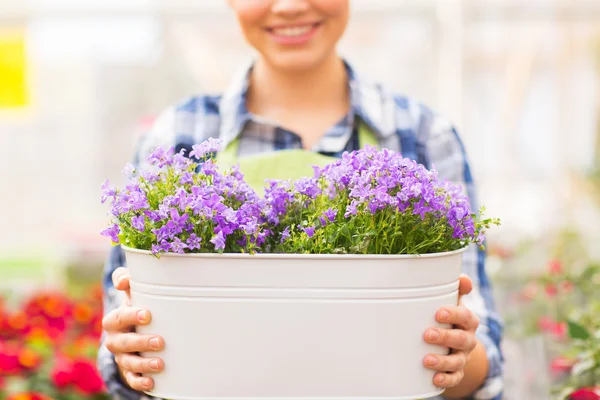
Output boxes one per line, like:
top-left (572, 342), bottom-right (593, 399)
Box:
top-left (568, 320), bottom-right (591, 340)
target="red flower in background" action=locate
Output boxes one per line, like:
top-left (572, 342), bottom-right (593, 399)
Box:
top-left (17, 347), bottom-right (43, 372)
top-left (570, 387), bottom-right (600, 400)
top-left (71, 358), bottom-right (105, 395)
top-left (537, 316), bottom-right (567, 340)
top-left (549, 259), bottom-right (563, 275)
top-left (545, 284), bottom-right (558, 297)
top-left (50, 356), bottom-right (73, 389)
top-left (550, 356), bottom-right (575, 377)
top-left (0, 341), bottom-right (22, 375)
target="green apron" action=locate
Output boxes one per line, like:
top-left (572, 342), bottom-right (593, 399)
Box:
top-left (216, 122), bottom-right (379, 192)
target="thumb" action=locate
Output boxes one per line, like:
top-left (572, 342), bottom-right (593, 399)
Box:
top-left (458, 274), bottom-right (473, 303)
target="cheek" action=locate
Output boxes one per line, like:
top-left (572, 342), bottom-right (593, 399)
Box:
top-left (314, 0), bottom-right (349, 35)
top-left (314, 0), bottom-right (349, 17)
top-left (229, 1), bottom-right (269, 31)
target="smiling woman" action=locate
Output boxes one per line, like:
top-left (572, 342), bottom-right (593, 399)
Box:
top-left (98, 1), bottom-right (504, 400)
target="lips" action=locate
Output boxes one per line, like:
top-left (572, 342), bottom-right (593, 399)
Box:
top-left (271, 24), bottom-right (315, 38)
top-left (266, 22), bottom-right (322, 45)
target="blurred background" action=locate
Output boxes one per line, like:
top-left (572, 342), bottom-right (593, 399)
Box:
top-left (0, 0), bottom-right (599, 399)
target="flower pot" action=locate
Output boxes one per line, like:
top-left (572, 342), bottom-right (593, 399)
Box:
top-left (124, 246), bottom-right (466, 400)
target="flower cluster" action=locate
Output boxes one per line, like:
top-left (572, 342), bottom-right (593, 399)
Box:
top-left (0, 287), bottom-right (107, 400)
top-left (102, 141), bottom-right (497, 255)
top-left (102, 141), bottom-right (274, 255)
top-left (270, 146), bottom-right (495, 254)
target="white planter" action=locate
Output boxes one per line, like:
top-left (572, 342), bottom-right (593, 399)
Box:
top-left (124, 246), bottom-right (466, 400)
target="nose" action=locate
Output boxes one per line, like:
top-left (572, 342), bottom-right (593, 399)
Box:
top-left (271, 0), bottom-right (310, 16)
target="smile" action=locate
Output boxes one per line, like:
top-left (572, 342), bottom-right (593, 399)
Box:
top-left (266, 22), bottom-right (322, 45)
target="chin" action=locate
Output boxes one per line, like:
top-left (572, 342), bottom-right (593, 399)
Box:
top-left (264, 50), bottom-right (333, 73)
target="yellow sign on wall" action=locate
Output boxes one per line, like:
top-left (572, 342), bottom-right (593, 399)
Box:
top-left (0, 30), bottom-right (28, 108)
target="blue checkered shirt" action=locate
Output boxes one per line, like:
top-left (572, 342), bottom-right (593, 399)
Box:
top-left (98, 60), bottom-right (504, 400)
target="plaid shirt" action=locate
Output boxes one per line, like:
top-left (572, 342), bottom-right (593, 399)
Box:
top-left (98, 60), bottom-right (504, 400)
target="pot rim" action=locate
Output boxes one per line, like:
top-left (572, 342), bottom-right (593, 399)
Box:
top-left (121, 245), bottom-right (469, 260)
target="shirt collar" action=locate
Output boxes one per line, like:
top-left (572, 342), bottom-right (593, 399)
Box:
top-left (218, 59), bottom-right (391, 150)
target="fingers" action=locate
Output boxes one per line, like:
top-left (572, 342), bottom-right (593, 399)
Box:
top-left (105, 332), bottom-right (165, 354)
top-left (435, 305), bottom-right (479, 331)
top-left (112, 267), bottom-right (131, 292)
top-left (424, 327), bottom-right (477, 352)
top-left (424, 351), bottom-right (469, 373)
top-left (102, 306), bottom-right (151, 332)
top-left (433, 370), bottom-right (465, 389)
top-left (458, 274), bottom-right (473, 299)
top-left (115, 353), bottom-right (164, 374)
top-left (123, 370), bottom-right (155, 392)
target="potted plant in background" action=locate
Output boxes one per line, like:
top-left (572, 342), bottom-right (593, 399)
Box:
top-left (101, 142), bottom-right (498, 400)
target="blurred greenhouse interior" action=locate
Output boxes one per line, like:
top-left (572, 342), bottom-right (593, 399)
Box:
top-left (0, 0), bottom-right (600, 399)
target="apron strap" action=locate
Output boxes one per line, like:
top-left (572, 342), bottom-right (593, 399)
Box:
top-left (357, 119), bottom-right (379, 148)
top-left (217, 136), bottom-right (241, 168)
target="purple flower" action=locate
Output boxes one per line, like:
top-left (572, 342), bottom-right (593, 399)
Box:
top-left (241, 217), bottom-right (258, 235)
top-left (324, 208), bottom-right (338, 222)
top-left (144, 210), bottom-right (161, 222)
top-left (302, 226), bottom-right (316, 238)
top-left (210, 230), bottom-right (226, 250)
top-left (454, 206), bottom-right (468, 221)
top-left (187, 234), bottom-right (202, 250)
top-left (101, 180), bottom-right (116, 204)
top-left (152, 240), bottom-right (171, 255)
top-left (414, 199), bottom-right (433, 220)
top-left (179, 172), bottom-right (194, 185)
top-left (147, 147), bottom-right (174, 168)
top-left (170, 208), bottom-right (189, 227)
top-left (173, 149), bottom-right (191, 170)
top-left (294, 178), bottom-right (321, 198)
top-left (189, 138), bottom-right (222, 160)
top-left (170, 237), bottom-right (187, 254)
top-left (132, 215), bottom-right (146, 231)
top-left (345, 201), bottom-right (359, 218)
top-left (280, 227), bottom-right (291, 243)
top-left (141, 171), bottom-right (160, 183)
top-left (101, 224), bottom-right (120, 243)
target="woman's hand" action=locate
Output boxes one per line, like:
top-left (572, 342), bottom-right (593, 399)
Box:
top-left (102, 267), bottom-right (165, 392)
top-left (423, 275), bottom-right (483, 392)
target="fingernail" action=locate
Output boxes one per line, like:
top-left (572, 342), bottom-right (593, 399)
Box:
top-left (149, 338), bottom-right (161, 349)
top-left (437, 375), bottom-right (446, 385)
top-left (438, 310), bottom-right (450, 321)
top-left (426, 356), bottom-right (438, 366)
top-left (149, 359), bottom-right (160, 371)
top-left (428, 329), bottom-right (440, 341)
top-left (143, 378), bottom-right (153, 389)
top-left (137, 310), bottom-right (148, 323)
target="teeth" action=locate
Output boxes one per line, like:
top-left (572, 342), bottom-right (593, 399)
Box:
top-left (272, 26), bottom-right (312, 37)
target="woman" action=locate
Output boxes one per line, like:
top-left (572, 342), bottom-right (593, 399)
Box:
top-left (99, 1), bottom-right (503, 399)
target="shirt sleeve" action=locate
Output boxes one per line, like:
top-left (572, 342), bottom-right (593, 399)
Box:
top-left (418, 106), bottom-right (504, 400)
top-left (98, 107), bottom-right (177, 400)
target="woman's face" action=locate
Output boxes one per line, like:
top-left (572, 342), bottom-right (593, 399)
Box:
top-left (228, 0), bottom-right (349, 72)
